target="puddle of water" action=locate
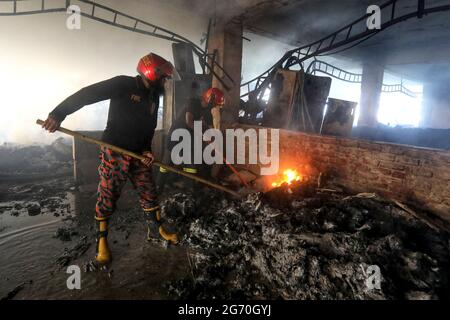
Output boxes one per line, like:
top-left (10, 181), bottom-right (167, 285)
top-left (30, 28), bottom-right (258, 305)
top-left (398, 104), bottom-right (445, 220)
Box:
top-left (0, 169), bottom-right (195, 299)
top-left (0, 191), bottom-right (75, 298)
top-left (0, 215), bottom-right (64, 297)
top-left (18, 232), bottom-right (190, 300)
top-left (1, 185), bottom-right (190, 300)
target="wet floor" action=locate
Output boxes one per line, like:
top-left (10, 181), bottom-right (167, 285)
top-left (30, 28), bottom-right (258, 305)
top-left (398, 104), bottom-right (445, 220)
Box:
top-left (0, 176), bottom-right (190, 300)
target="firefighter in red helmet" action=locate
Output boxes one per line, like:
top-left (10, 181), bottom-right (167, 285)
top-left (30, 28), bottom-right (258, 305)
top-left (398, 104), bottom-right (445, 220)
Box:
top-left (42, 53), bottom-right (179, 265)
top-left (137, 53), bottom-right (176, 83)
top-left (203, 87), bottom-right (225, 130)
top-left (157, 87), bottom-right (225, 193)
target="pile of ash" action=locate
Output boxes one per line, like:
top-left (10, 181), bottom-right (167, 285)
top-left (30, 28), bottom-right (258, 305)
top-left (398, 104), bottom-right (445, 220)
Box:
top-left (0, 138), bottom-right (72, 177)
top-left (161, 183), bottom-right (450, 300)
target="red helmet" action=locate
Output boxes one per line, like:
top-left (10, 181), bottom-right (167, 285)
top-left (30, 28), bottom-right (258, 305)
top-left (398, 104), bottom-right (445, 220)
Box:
top-left (137, 53), bottom-right (175, 82)
top-left (202, 87), bottom-right (225, 107)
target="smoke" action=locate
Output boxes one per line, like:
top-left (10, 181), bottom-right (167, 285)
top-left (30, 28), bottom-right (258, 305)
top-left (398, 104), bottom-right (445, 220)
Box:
top-left (242, 31), bottom-right (294, 85)
top-left (2, 0), bottom-right (432, 146)
top-left (0, 0), bottom-right (209, 145)
top-left (241, 29), bottom-right (426, 128)
top-left (241, 30), bottom-right (363, 105)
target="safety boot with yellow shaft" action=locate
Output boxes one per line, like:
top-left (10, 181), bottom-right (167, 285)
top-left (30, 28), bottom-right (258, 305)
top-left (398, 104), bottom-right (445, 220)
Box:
top-left (95, 218), bottom-right (112, 265)
top-left (144, 206), bottom-right (178, 245)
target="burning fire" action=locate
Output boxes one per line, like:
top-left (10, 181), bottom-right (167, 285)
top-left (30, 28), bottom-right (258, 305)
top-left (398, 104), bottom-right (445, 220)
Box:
top-left (271, 169), bottom-right (302, 188)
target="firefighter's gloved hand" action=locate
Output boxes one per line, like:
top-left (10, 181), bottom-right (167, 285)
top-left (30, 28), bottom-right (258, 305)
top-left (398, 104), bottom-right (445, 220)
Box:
top-left (42, 115), bottom-right (62, 133)
top-left (141, 151), bottom-right (154, 167)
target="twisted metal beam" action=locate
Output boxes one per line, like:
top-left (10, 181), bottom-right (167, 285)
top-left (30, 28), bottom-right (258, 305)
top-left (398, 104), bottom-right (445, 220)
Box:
top-left (0, 0), bottom-right (235, 89)
top-left (306, 60), bottom-right (420, 98)
top-left (240, 0), bottom-right (450, 98)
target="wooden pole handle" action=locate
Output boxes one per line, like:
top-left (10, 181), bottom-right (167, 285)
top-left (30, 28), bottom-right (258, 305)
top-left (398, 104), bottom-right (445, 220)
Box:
top-left (36, 119), bottom-right (241, 197)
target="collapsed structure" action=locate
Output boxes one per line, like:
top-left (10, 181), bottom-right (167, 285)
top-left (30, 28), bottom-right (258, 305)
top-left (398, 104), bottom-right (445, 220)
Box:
top-left (64, 0), bottom-right (450, 300)
top-left (1, 0), bottom-right (450, 300)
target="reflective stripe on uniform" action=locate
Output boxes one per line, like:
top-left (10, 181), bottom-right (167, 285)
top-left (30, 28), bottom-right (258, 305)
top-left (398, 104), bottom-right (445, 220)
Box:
top-left (143, 206), bottom-right (160, 213)
top-left (95, 215), bottom-right (111, 222)
top-left (159, 167), bottom-right (168, 173)
top-left (183, 167), bottom-right (198, 174)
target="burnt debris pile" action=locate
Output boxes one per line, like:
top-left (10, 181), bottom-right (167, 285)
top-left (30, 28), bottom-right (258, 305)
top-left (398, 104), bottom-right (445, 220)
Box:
top-left (162, 182), bottom-right (450, 300)
top-left (0, 176), bottom-right (74, 216)
top-left (0, 138), bottom-right (72, 177)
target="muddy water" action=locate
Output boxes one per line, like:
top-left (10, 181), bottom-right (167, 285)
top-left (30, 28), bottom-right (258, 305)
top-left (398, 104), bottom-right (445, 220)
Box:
top-left (0, 189), bottom-right (75, 297)
top-left (2, 227), bottom-right (189, 300)
top-left (0, 178), bottom-right (190, 300)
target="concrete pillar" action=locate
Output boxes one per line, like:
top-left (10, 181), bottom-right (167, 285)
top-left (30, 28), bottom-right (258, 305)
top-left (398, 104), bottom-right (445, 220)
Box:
top-left (421, 81), bottom-right (450, 129)
top-left (208, 20), bottom-right (243, 124)
top-left (358, 63), bottom-right (384, 127)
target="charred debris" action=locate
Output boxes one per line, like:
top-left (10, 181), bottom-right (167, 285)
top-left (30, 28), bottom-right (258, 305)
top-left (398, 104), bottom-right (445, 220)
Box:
top-left (160, 181), bottom-right (450, 300)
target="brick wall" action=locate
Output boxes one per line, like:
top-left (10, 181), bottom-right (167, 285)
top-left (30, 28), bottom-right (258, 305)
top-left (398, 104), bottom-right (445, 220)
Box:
top-left (233, 125), bottom-right (450, 223)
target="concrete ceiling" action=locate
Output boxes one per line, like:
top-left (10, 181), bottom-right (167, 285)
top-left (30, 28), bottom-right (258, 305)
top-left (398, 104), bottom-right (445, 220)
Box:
top-left (133, 0), bottom-right (450, 82)
top-left (235, 0), bottom-right (450, 82)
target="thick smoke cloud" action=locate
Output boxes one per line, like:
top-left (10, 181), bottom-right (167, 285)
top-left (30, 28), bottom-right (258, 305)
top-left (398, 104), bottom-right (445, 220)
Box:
top-left (0, 0), bottom-right (209, 144)
top-left (1, 0), bottom-right (429, 146)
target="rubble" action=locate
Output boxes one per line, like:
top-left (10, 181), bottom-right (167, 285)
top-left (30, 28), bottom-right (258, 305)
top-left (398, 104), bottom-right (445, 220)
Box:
top-left (27, 203), bottom-right (41, 216)
top-left (53, 227), bottom-right (79, 242)
top-left (225, 170), bottom-right (257, 186)
top-left (0, 138), bottom-right (72, 177)
top-left (162, 182), bottom-right (450, 300)
top-left (1, 139), bottom-right (448, 300)
top-left (0, 179), bottom-right (74, 216)
top-left (55, 236), bottom-right (91, 268)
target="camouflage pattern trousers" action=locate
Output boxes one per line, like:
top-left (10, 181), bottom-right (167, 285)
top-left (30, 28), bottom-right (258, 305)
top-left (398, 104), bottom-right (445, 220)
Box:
top-left (95, 147), bottom-right (158, 221)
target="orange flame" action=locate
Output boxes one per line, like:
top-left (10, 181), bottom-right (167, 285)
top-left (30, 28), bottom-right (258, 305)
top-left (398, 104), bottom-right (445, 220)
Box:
top-left (271, 169), bottom-right (302, 188)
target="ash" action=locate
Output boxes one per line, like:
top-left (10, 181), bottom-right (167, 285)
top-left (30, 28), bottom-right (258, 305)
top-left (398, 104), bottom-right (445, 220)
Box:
top-left (0, 138), bottom-right (72, 177)
top-left (162, 183), bottom-right (450, 300)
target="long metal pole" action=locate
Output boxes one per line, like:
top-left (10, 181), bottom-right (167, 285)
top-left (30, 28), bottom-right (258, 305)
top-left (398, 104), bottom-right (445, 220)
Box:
top-left (36, 119), bottom-right (241, 198)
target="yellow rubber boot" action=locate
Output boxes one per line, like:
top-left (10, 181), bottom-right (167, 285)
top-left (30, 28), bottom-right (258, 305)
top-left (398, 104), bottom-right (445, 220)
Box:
top-left (96, 220), bottom-right (112, 265)
top-left (145, 207), bottom-right (179, 245)
top-left (159, 226), bottom-right (179, 245)
top-left (155, 210), bottom-right (161, 222)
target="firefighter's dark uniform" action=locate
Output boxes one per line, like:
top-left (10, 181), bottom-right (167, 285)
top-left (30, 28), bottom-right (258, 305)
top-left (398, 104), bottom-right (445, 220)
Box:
top-left (49, 75), bottom-right (161, 221)
top-left (158, 97), bottom-right (213, 190)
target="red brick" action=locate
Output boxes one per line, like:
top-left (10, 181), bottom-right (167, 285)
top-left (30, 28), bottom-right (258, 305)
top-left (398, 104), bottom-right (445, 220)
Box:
top-left (430, 180), bottom-right (450, 194)
top-left (411, 167), bottom-right (434, 178)
top-left (382, 145), bottom-right (406, 155)
top-left (395, 155), bottom-right (420, 166)
top-left (391, 170), bottom-right (407, 180)
top-left (355, 170), bottom-right (379, 181)
top-left (371, 182), bottom-right (390, 190)
top-left (378, 161), bottom-right (406, 171)
top-left (403, 149), bottom-right (436, 160)
top-left (406, 179), bottom-right (432, 191)
top-left (357, 142), bottom-right (383, 152)
top-left (376, 153), bottom-right (397, 162)
top-left (436, 153), bottom-right (450, 164)
top-left (339, 139), bottom-right (359, 148)
top-left (427, 191), bottom-right (448, 204)
top-left (416, 159), bottom-right (437, 166)
top-left (387, 186), bottom-right (406, 196)
top-left (318, 136), bottom-right (339, 144)
top-left (360, 157), bottom-right (380, 167)
top-left (376, 167), bottom-right (392, 176)
top-left (431, 168), bottom-right (450, 180)
top-left (238, 125), bottom-right (450, 222)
